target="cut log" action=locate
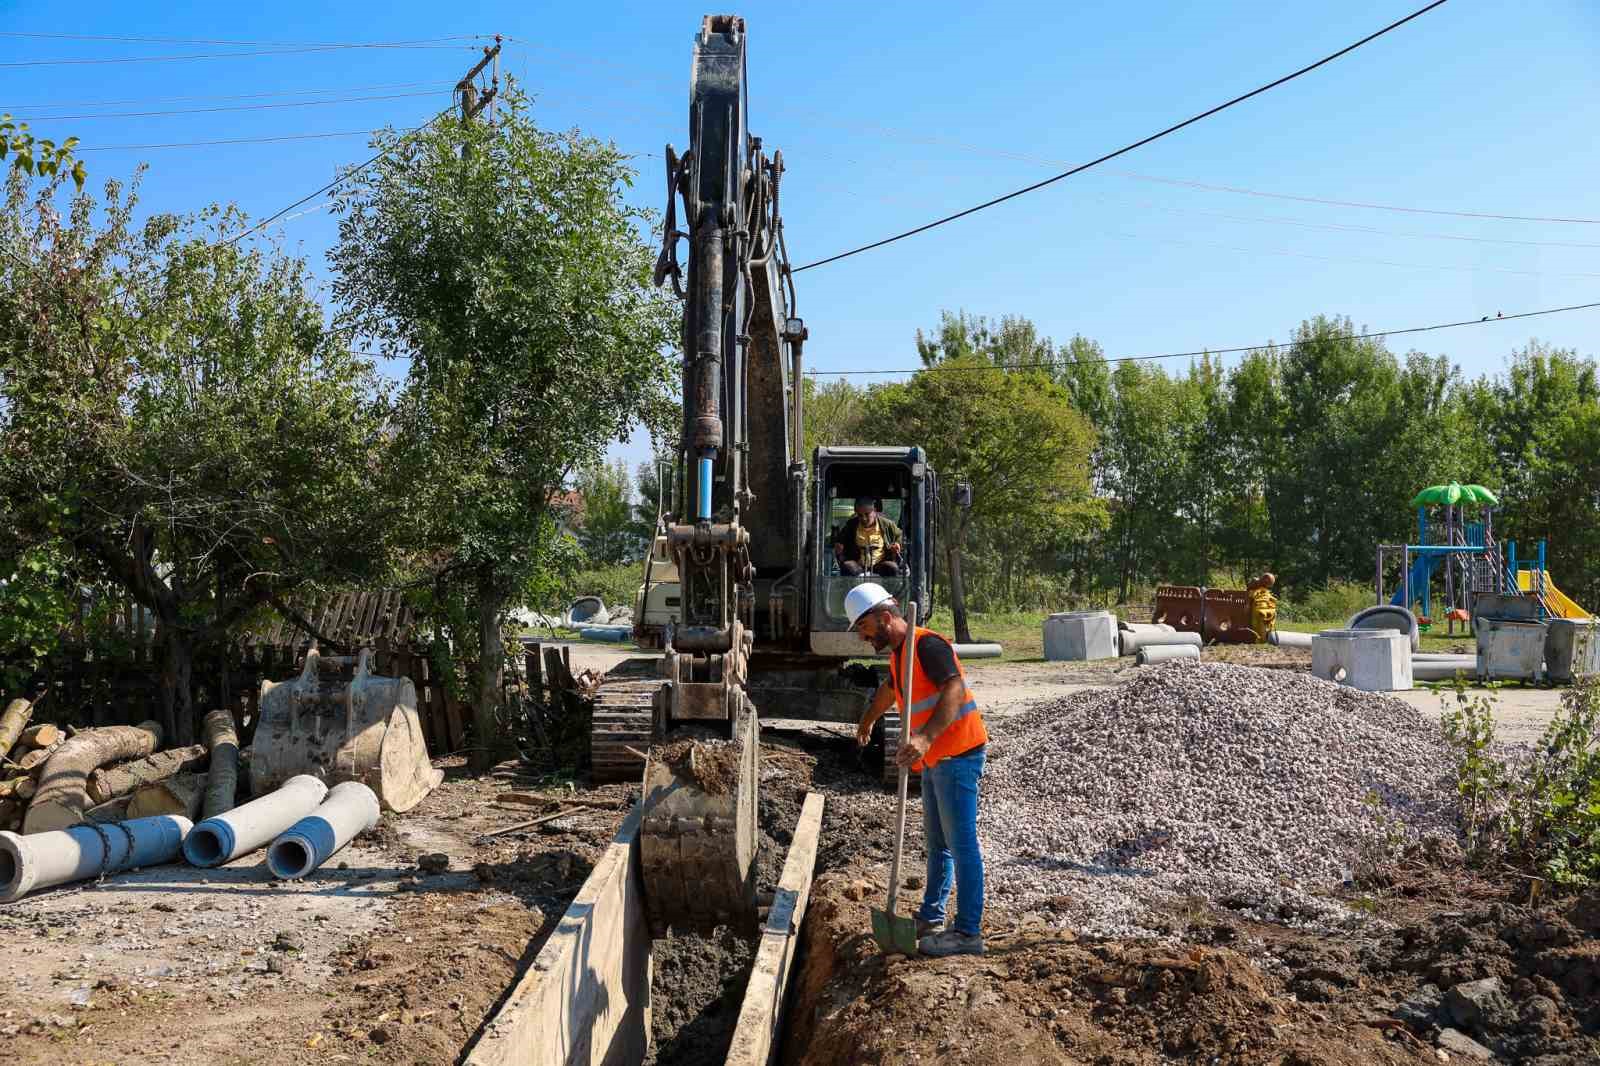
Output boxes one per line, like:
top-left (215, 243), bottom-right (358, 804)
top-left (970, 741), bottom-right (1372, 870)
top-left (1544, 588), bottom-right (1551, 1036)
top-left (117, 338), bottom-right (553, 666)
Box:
top-left (23, 720), bottom-right (163, 833)
top-left (18, 743), bottom-right (59, 774)
top-left (201, 708), bottom-right (239, 819)
top-left (87, 744), bottom-right (209, 805)
top-left (18, 723), bottom-right (61, 751)
top-left (128, 771), bottom-right (205, 820)
top-left (85, 796), bottom-right (131, 823)
top-left (0, 697), bottom-right (34, 760)
top-left (0, 775), bottom-right (28, 798)
top-left (0, 797), bottom-right (21, 830)
top-left (14, 777), bottom-right (34, 801)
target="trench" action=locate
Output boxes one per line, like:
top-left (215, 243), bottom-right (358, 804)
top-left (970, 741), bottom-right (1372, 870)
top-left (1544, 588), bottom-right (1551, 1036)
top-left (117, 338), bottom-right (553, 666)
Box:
top-left (643, 728), bottom-right (901, 1066)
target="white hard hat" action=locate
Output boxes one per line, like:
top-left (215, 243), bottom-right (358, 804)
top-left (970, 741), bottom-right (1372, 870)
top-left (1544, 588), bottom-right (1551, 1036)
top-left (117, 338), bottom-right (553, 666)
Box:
top-left (844, 582), bottom-right (896, 629)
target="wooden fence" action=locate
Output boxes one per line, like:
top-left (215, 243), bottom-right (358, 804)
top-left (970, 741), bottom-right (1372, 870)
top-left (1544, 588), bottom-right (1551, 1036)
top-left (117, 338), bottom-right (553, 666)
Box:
top-left (2, 590), bottom-right (493, 757)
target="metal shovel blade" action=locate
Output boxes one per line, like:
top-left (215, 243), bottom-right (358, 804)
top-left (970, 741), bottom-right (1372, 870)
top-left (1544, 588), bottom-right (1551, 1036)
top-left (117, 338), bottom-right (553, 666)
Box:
top-left (870, 905), bottom-right (920, 955)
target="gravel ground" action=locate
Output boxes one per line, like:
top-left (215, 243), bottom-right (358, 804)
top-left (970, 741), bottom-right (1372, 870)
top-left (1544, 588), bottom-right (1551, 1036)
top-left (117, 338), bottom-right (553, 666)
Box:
top-left (981, 659), bottom-right (1462, 936)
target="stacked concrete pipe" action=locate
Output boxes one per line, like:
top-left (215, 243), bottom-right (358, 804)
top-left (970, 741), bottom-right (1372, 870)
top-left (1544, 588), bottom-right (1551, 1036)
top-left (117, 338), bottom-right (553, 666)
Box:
top-left (183, 774), bottom-right (327, 868)
top-left (1411, 655), bottom-right (1478, 682)
top-left (1118, 622), bottom-right (1175, 635)
top-left (1, 815), bottom-right (191, 902)
top-left (266, 781), bottom-right (380, 880)
top-left (1119, 629), bottom-right (1203, 656)
top-left (1136, 644), bottom-right (1202, 665)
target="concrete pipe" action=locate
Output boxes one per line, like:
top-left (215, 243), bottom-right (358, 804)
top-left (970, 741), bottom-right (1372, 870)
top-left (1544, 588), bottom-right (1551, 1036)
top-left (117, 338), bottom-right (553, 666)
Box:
top-left (1412, 655), bottom-right (1478, 682)
top-left (1347, 605), bottom-right (1421, 653)
top-left (1268, 630), bottom-right (1314, 649)
top-left (952, 643), bottom-right (1004, 659)
top-left (1118, 622), bottom-right (1176, 635)
top-left (266, 781), bottom-right (380, 880)
top-left (1119, 629), bottom-right (1203, 656)
top-left (182, 774), bottom-right (327, 868)
top-left (1136, 644), bottom-right (1202, 665)
top-left (1, 815), bottom-right (191, 902)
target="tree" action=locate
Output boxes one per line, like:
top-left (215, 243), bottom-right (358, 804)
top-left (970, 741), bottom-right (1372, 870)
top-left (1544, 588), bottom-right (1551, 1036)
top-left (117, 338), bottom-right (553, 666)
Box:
top-left (864, 355), bottom-right (1098, 640)
top-left (574, 459), bottom-right (641, 565)
top-left (330, 89), bottom-right (677, 768)
top-left (0, 115), bottom-right (83, 188)
top-left (0, 169), bottom-right (388, 743)
top-left (802, 376), bottom-right (869, 457)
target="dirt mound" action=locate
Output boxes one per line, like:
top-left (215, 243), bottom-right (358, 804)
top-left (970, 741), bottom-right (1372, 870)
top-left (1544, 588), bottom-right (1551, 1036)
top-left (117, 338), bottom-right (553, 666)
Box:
top-left (784, 871), bottom-right (1428, 1066)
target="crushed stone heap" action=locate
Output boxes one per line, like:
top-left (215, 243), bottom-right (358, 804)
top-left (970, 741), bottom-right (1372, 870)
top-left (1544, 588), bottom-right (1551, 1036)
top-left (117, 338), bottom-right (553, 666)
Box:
top-left (980, 660), bottom-right (1460, 936)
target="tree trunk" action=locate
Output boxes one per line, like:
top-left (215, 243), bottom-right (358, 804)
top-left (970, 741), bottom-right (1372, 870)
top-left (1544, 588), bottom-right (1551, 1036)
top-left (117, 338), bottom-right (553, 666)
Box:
top-left (86, 743), bottom-right (208, 805)
top-left (947, 513), bottom-right (974, 645)
top-left (128, 771), bottom-right (206, 820)
top-left (18, 723), bottom-right (61, 750)
top-left (0, 697), bottom-right (35, 760)
top-left (160, 627), bottom-right (196, 746)
top-left (201, 708), bottom-right (240, 819)
top-left (24, 721), bottom-right (163, 833)
top-left (472, 568), bottom-right (510, 772)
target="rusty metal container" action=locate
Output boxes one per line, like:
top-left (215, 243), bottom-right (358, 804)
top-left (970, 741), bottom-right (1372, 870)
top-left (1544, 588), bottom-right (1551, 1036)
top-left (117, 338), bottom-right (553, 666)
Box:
top-left (250, 648), bottom-right (443, 813)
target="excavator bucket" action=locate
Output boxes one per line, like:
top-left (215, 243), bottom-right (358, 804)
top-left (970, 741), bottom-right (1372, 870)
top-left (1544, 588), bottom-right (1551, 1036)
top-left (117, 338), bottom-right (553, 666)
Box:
top-left (251, 648), bottom-right (443, 813)
top-left (638, 694), bottom-right (761, 937)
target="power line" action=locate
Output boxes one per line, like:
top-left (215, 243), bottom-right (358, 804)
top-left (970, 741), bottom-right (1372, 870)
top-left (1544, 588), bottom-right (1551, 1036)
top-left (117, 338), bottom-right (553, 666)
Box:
top-left (79, 130), bottom-right (373, 152)
top-left (784, 0), bottom-right (1453, 272)
top-left (9, 89), bottom-right (448, 122)
top-left (0, 39), bottom-right (480, 69)
top-left (221, 108), bottom-right (451, 248)
top-left (815, 300), bottom-right (1600, 377)
top-left (0, 31), bottom-right (491, 47)
top-left (3, 80), bottom-right (446, 110)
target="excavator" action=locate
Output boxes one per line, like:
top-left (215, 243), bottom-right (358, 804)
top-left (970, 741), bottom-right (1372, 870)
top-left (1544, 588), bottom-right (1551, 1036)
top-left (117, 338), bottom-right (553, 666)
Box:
top-left (588, 15), bottom-right (940, 936)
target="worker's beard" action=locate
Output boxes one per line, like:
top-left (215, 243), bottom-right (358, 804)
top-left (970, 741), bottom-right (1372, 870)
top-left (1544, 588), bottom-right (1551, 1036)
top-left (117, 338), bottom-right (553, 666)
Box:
top-left (870, 627), bottom-right (895, 653)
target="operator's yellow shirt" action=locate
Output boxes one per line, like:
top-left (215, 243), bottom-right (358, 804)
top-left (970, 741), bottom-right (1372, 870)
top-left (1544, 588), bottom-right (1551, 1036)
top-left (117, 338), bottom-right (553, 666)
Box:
top-left (855, 521), bottom-right (886, 569)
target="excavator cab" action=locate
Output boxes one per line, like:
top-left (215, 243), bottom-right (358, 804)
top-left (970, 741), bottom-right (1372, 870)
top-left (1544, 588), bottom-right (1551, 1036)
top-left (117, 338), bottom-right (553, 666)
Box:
top-left (809, 446), bottom-right (936, 658)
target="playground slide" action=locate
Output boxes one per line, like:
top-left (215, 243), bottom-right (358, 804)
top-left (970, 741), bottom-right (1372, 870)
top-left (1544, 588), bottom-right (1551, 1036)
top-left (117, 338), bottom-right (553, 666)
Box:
top-left (1517, 570), bottom-right (1592, 619)
top-left (1389, 555), bottom-right (1434, 609)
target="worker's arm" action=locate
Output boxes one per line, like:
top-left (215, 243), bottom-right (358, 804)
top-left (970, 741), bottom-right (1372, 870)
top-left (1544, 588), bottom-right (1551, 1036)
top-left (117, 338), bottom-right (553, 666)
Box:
top-left (855, 682), bottom-right (896, 746)
top-left (895, 676), bottom-right (965, 767)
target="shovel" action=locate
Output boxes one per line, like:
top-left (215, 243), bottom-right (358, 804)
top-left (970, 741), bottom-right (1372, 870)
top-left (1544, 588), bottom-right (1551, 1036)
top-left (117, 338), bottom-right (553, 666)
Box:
top-left (872, 602), bottom-right (921, 955)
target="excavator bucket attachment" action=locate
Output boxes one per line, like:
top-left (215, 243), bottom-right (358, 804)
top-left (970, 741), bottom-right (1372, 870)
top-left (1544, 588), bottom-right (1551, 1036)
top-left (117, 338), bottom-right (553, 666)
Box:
top-left (251, 648), bottom-right (443, 813)
top-left (638, 694), bottom-right (761, 936)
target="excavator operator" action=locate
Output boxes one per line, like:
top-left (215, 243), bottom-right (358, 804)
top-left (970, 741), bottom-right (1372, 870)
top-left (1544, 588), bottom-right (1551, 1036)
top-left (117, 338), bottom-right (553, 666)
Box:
top-left (832, 497), bottom-right (903, 576)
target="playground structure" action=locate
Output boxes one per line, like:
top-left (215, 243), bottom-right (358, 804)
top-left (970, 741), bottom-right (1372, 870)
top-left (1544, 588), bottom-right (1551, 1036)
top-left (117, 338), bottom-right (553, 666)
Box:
top-left (1374, 483), bottom-right (1591, 624)
top-left (1151, 575), bottom-right (1277, 644)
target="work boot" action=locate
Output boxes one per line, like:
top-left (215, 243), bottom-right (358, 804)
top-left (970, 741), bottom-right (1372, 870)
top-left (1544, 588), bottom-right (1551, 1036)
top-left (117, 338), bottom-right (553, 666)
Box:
top-left (918, 929), bottom-right (984, 957)
top-left (915, 918), bottom-right (944, 938)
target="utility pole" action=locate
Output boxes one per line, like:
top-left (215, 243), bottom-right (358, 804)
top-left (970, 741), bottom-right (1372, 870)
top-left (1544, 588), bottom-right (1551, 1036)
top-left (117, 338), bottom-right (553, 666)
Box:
top-left (456, 37), bottom-right (503, 157)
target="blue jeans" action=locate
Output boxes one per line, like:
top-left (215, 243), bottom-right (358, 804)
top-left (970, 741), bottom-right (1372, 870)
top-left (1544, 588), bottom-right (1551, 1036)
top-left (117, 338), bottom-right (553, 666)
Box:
top-left (916, 745), bottom-right (986, 936)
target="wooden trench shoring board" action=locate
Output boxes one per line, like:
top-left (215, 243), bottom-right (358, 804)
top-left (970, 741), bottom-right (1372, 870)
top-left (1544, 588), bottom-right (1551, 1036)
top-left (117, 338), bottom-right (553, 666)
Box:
top-left (463, 791), bottom-right (826, 1066)
top-left (725, 791), bottom-right (826, 1066)
top-left (463, 802), bottom-right (652, 1066)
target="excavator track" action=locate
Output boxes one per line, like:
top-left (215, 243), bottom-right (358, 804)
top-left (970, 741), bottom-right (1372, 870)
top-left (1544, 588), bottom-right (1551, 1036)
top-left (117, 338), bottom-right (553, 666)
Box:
top-left (881, 711), bottom-right (921, 791)
top-left (638, 695), bottom-right (762, 936)
top-left (588, 678), bottom-right (659, 784)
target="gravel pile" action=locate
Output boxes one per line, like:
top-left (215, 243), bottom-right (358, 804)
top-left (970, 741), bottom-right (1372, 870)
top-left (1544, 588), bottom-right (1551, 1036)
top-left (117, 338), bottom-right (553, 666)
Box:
top-left (980, 660), bottom-right (1460, 936)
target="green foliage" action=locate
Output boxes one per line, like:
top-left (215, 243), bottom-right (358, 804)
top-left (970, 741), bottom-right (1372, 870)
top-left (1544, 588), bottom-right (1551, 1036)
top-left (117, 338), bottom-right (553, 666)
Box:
top-left (1274, 581), bottom-right (1374, 623)
top-left (330, 88), bottom-right (675, 765)
top-left (574, 459), bottom-right (642, 565)
top-left (0, 541), bottom-right (77, 690)
top-left (0, 167), bottom-right (388, 741)
top-left (1440, 675), bottom-right (1600, 887)
top-left (0, 114), bottom-right (84, 188)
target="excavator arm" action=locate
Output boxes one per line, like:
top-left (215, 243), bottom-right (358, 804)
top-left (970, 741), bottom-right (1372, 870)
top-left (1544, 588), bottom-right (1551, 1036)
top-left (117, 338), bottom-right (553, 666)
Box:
top-left (634, 14), bottom-right (804, 936)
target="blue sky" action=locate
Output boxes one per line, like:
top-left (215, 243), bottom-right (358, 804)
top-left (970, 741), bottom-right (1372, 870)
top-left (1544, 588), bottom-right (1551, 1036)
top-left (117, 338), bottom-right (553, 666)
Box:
top-left (4, 1), bottom-right (1599, 473)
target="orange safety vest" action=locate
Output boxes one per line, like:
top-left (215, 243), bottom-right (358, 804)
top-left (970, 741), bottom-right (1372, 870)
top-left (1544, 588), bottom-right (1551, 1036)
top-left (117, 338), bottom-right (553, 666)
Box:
top-left (888, 626), bottom-right (987, 771)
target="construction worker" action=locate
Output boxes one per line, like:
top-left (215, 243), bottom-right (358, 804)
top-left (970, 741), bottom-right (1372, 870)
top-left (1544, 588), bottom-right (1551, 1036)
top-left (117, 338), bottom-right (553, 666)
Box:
top-left (832, 497), bottom-right (904, 576)
top-left (846, 582), bottom-right (988, 957)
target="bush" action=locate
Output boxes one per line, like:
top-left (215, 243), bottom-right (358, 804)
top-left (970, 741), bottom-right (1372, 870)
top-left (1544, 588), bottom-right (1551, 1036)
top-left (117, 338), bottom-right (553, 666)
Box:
top-left (1276, 580), bottom-right (1373, 624)
top-left (556, 562), bottom-right (641, 614)
top-left (1441, 674), bottom-right (1600, 888)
